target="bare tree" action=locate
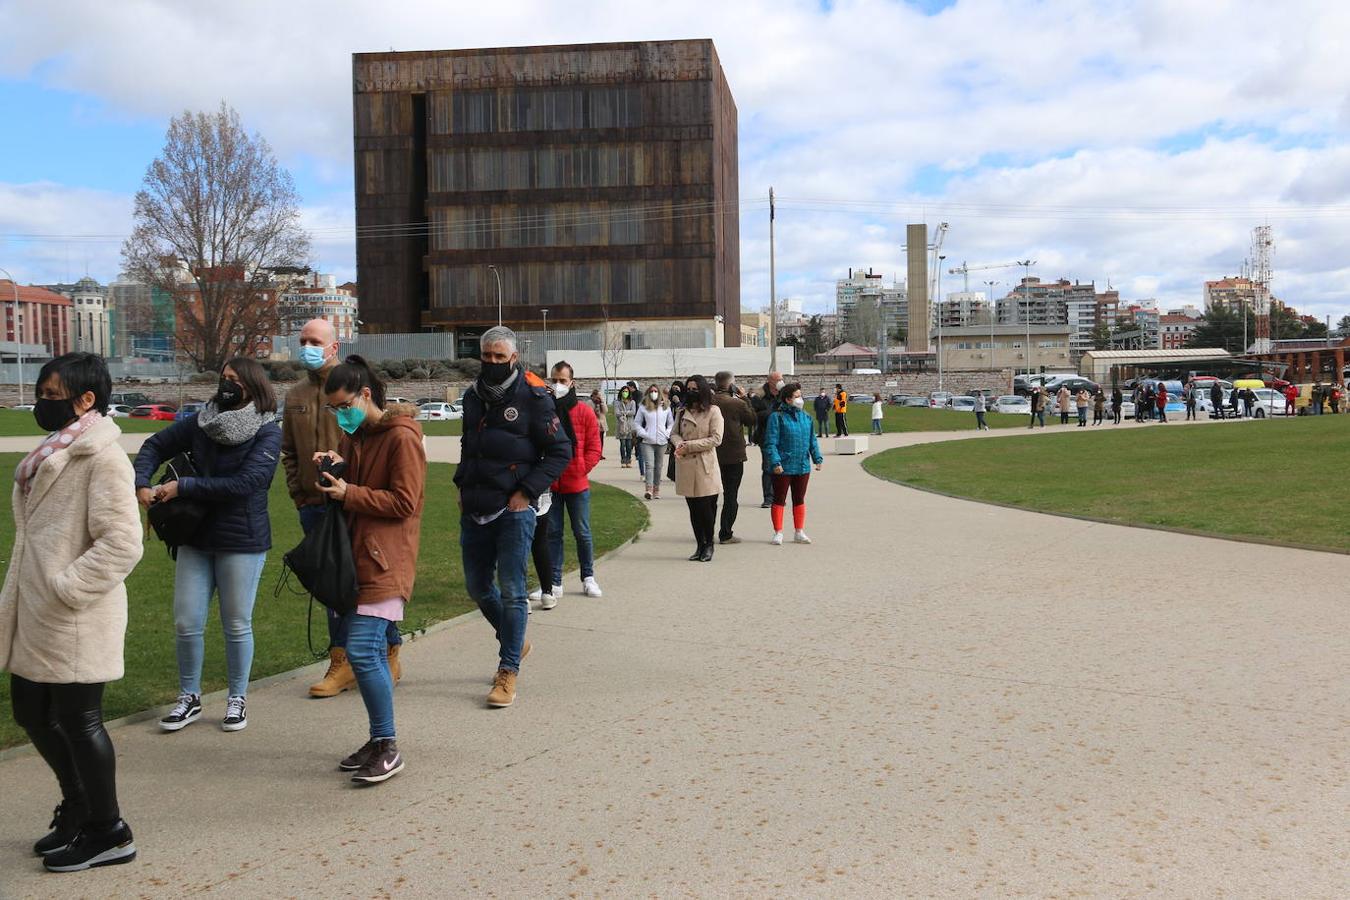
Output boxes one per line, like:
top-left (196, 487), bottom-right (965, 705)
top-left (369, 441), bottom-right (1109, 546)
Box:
top-left (123, 104), bottom-right (310, 372)
top-left (599, 306), bottom-right (626, 387)
top-left (848, 297), bottom-right (882, 347)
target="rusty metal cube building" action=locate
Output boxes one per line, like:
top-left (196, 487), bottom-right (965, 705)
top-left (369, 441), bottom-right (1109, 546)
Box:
top-left (352, 40), bottom-right (740, 353)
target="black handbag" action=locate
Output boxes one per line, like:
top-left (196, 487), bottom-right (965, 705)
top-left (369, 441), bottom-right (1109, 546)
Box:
top-left (666, 411), bottom-right (682, 482)
top-left (147, 451), bottom-right (210, 557)
top-left (281, 500), bottom-right (359, 614)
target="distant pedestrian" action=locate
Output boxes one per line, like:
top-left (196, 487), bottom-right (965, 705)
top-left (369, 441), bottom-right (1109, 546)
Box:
top-left (711, 371), bottom-right (757, 545)
top-left (833, 384), bottom-right (850, 437)
top-left (1111, 386), bottom-right (1123, 424)
top-left (1057, 386), bottom-right (1071, 425)
top-left (974, 391), bottom-right (990, 431)
top-left (1075, 389), bottom-right (1090, 427)
top-left (1184, 384), bottom-right (1197, 420)
top-left (614, 385), bottom-right (637, 468)
top-left (1092, 389), bottom-right (1105, 426)
top-left (751, 374), bottom-right (785, 508)
top-left (1212, 382), bottom-right (1226, 419)
top-left (635, 385), bottom-right (674, 501)
top-left (1028, 387), bottom-right (1046, 428)
top-left (1313, 381), bottom-right (1325, 415)
top-left (813, 389), bottom-right (831, 438)
top-left (671, 375), bottom-right (724, 562)
top-left (1332, 384), bottom-right (1342, 414)
top-left (1229, 388), bottom-right (1241, 419)
top-left (1156, 384), bottom-right (1168, 423)
top-left (668, 381), bottom-right (686, 412)
top-left (764, 382), bottom-right (824, 546)
top-left (1242, 388), bottom-right (1255, 419)
top-left (590, 389), bottom-right (608, 460)
top-left (1284, 383), bottom-right (1297, 416)
top-left (870, 392), bottom-right (884, 435)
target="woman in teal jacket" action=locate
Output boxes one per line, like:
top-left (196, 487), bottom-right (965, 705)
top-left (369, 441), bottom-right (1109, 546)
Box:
top-left (763, 382), bottom-right (824, 546)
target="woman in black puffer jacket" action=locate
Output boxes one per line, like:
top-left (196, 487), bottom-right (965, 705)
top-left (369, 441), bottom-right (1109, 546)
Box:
top-left (133, 357), bottom-right (281, 736)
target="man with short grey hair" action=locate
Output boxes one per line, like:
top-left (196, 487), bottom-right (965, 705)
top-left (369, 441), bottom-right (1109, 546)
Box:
top-left (455, 327), bottom-right (572, 709)
top-left (711, 371), bottom-right (756, 544)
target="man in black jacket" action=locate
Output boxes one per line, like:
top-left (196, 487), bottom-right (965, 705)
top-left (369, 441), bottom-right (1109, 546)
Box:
top-left (712, 371), bottom-right (757, 544)
top-left (455, 326), bottom-right (572, 709)
top-left (812, 388), bottom-right (831, 438)
top-left (749, 371), bottom-right (783, 509)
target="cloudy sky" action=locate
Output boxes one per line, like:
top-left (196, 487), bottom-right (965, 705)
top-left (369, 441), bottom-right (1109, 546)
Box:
top-left (2, 0), bottom-right (1348, 320)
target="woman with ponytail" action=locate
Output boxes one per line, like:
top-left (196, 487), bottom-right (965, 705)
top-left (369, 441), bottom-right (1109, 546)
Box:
top-left (312, 356), bottom-right (426, 785)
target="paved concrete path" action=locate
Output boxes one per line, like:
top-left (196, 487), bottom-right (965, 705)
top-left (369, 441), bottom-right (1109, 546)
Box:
top-left (1, 420), bottom-right (1346, 897)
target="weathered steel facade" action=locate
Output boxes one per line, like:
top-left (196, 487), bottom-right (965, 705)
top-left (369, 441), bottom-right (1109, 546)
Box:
top-left (352, 40), bottom-right (740, 346)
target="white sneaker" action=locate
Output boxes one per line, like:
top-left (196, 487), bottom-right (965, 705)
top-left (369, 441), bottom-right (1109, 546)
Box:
top-left (552, 583), bottom-right (564, 599)
top-left (794, 530), bottom-right (812, 544)
top-left (771, 531), bottom-right (784, 546)
top-left (582, 576), bottom-right (603, 598)
top-left (528, 587), bottom-right (544, 602)
top-left (539, 593), bottom-right (557, 610)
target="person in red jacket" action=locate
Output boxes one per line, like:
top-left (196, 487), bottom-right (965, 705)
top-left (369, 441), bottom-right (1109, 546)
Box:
top-left (1155, 384), bottom-right (1168, 423)
top-left (1285, 382), bottom-right (1298, 415)
top-left (544, 361), bottom-right (604, 601)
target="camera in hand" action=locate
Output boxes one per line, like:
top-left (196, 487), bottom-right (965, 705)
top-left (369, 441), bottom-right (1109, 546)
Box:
top-left (319, 457), bottom-right (348, 483)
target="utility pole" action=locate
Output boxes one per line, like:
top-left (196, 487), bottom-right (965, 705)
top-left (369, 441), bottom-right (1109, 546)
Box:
top-left (1017, 260), bottom-right (1036, 376)
top-left (541, 308), bottom-right (549, 367)
top-left (487, 264), bottom-right (503, 326)
top-left (768, 187), bottom-right (777, 372)
top-left (984, 280), bottom-right (999, 373)
top-left (937, 254), bottom-right (946, 390)
top-left (0, 267), bottom-right (21, 407)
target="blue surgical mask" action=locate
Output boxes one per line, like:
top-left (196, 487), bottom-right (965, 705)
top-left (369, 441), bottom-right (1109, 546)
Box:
top-left (299, 345), bottom-right (327, 371)
top-left (334, 404), bottom-right (367, 435)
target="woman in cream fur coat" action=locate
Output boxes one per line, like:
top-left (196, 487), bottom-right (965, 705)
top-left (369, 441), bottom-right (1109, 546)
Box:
top-left (0, 352), bottom-right (144, 873)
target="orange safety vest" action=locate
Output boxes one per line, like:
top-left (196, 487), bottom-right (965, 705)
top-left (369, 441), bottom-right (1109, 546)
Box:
top-left (833, 391), bottom-right (848, 413)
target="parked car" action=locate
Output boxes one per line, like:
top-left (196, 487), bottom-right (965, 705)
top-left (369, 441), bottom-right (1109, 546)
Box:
top-left (950, 396), bottom-right (977, 412)
top-left (386, 396), bottom-right (414, 407)
top-left (417, 402), bottom-right (462, 421)
top-left (889, 394), bottom-right (912, 405)
top-left (993, 394), bottom-right (1031, 415)
top-left (1041, 376), bottom-right (1101, 395)
top-left (10, 404), bottom-right (34, 412)
top-left (106, 404), bottom-right (135, 418)
top-left (131, 404), bottom-right (177, 421)
top-left (175, 402), bottom-right (205, 422)
top-left (901, 396), bottom-right (929, 408)
top-left (110, 391), bottom-right (153, 408)
top-left (928, 391), bottom-right (954, 408)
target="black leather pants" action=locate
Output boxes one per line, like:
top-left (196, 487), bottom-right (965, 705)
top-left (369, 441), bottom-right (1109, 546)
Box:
top-left (10, 674), bottom-right (121, 825)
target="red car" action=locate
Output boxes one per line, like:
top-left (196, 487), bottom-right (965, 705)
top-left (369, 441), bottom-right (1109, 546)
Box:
top-left (130, 404), bottom-right (177, 421)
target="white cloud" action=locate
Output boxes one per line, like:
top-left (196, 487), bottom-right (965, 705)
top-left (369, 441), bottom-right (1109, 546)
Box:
top-left (0, 0), bottom-right (1348, 318)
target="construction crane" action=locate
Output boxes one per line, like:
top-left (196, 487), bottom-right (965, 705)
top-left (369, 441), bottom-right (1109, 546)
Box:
top-left (948, 260), bottom-right (1021, 293)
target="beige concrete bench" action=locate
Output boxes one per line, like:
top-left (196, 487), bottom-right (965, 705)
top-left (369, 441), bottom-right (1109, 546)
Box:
top-left (833, 436), bottom-right (869, 455)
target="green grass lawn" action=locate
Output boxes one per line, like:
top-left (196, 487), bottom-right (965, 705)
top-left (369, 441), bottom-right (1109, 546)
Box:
top-left (0, 457), bottom-right (647, 750)
top-left (0, 410), bottom-right (170, 436)
top-left (863, 415), bottom-right (1350, 551)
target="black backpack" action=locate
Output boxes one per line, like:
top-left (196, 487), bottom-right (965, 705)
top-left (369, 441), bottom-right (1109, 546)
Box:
top-left (281, 501), bottom-right (359, 614)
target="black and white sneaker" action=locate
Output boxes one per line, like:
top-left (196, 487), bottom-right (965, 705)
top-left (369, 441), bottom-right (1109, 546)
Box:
top-left (351, 739), bottom-right (404, 785)
top-left (42, 819), bottom-right (136, 872)
top-left (221, 695), bottom-right (247, 732)
top-left (33, 800), bottom-right (88, 857)
top-left (339, 740), bottom-right (378, 772)
top-left (159, 693), bottom-right (201, 732)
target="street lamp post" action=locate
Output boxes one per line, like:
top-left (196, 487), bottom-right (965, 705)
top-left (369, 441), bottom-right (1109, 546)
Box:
top-left (1016, 259), bottom-right (1037, 376)
top-left (541, 308), bottom-right (549, 366)
top-left (0, 267), bottom-right (21, 407)
top-left (936, 255), bottom-right (946, 391)
top-left (487, 265), bottom-right (503, 326)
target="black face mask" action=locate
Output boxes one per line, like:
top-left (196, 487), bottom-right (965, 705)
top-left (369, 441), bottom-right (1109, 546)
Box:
top-left (480, 361), bottom-right (514, 386)
top-left (34, 397), bottom-right (77, 433)
top-left (215, 378), bottom-right (244, 409)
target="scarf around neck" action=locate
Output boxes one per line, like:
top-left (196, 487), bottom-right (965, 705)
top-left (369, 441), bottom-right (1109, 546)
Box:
top-left (198, 400), bottom-right (276, 446)
top-left (16, 409), bottom-right (102, 497)
top-left (474, 366), bottom-right (521, 406)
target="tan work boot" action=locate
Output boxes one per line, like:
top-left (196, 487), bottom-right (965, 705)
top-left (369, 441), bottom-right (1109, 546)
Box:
top-left (387, 644), bottom-right (402, 685)
top-left (309, 648), bottom-right (355, 698)
top-left (487, 669), bottom-right (517, 708)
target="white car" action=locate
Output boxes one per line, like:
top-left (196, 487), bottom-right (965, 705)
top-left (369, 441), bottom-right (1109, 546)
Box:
top-left (950, 396), bottom-right (977, 412)
top-left (993, 395), bottom-right (1031, 415)
top-left (106, 404), bottom-right (135, 418)
top-left (417, 402), bottom-right (463, 421)
top-left (928, 391), bottom-right (954, 408)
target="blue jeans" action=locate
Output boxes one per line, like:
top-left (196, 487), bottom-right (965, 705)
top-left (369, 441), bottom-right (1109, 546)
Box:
top-left (872, 417), bottom-right (883, 434)
top-left (344, 613), bottom-right (395, 740)
top-left (548, 489), bottom-right (594, 585)
top-left (461, 509), bottom-right (534, 673)
top-left (173, 546), bottom-right (266, 697)
top-left (300, 505), bottom-right (401, 650)
top-left (618, 436), bottom-right (634, 465)
top-left (641, 443), bottom-right (666, 490)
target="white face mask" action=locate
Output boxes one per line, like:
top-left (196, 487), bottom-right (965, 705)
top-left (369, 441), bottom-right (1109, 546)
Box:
top-left (649, 391), bottom-right (659, 401)
top-left (774, 381), bottom-right (785, 393)
top-left (791, 397), bottom-right (805, 409)
top-left (552, 382), bottom-right (570, 399)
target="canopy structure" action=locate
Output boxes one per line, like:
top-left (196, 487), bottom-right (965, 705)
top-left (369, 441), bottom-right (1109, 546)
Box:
top-left (1233, 379), bottom-right (1265, 389)
top-left (813, 342), bottom-right (877, 360)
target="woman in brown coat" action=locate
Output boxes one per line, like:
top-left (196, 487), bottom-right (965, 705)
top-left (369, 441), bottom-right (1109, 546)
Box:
top-left (314, 356), bottom-right (426, 785)
top-left (672, 374), bottom-right (724, 562)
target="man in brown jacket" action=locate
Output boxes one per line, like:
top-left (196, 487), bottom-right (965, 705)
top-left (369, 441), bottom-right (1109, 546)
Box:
top-left (712, 371), bottom-right (756, 545)
top-left (282, 318), bottom-right (402, 698)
